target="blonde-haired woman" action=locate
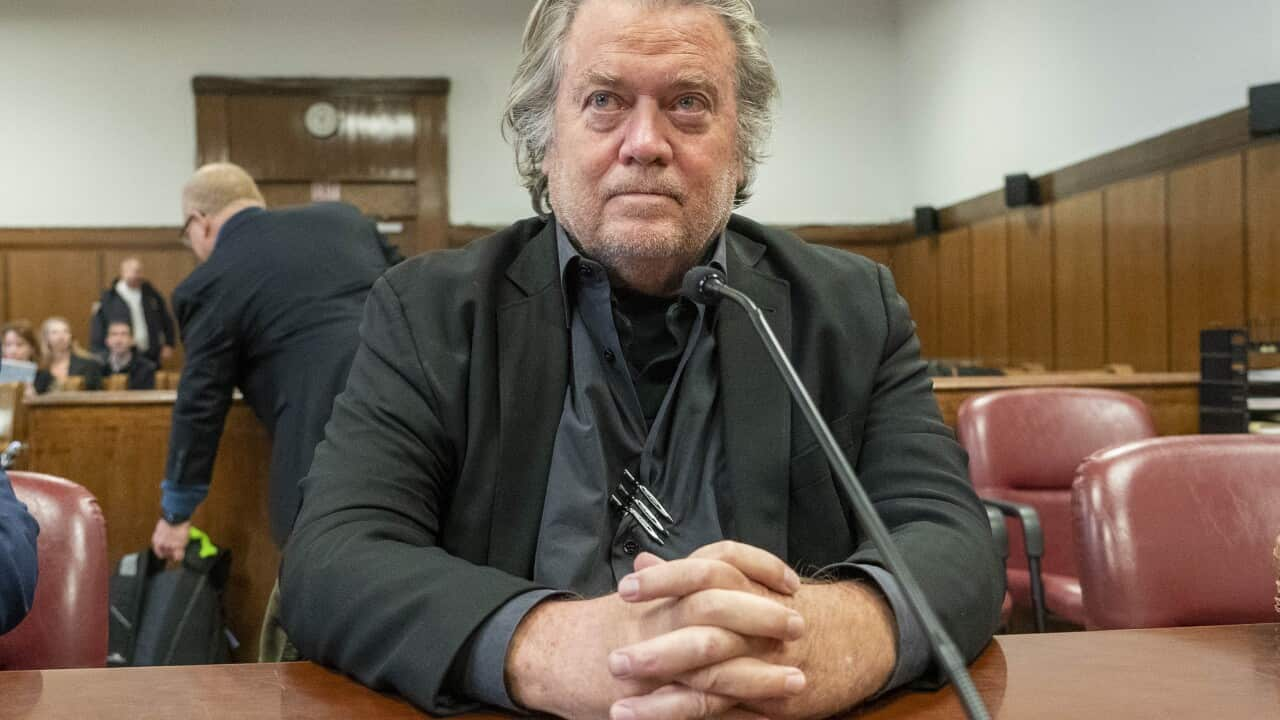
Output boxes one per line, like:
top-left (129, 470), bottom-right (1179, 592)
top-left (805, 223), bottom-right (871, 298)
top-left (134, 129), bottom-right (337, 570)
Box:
top-left (39, 316), bottom-right (103, 391)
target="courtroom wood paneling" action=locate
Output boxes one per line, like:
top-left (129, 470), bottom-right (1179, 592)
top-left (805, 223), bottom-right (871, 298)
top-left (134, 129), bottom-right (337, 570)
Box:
top-left (259, 182), bottom-right (417, 218)
top-left (194, 76), bottom-right (451, 97)
top-left (6, 251), bottom-right (102, 334)
top-left (788, 222), bottom-right (913, 246)
top-left (24, 397), bottom-right (274, 662)
top-left (98, 249), bottom-right (195, 303)
top-left (847, 244), bottom-right (893, 267)
top-left (1007, 206), bottom-right (1054, 366)
top-left (1167, 153), bottom-right (1246, 370)
top-left (971, 216), bottom-right (1010, 366)
top-left (934, 228), bottom-right (973, 360)
top-left (227, 96), bottom-right (417, 182)
top-left (194, 94), bottom-right (229, 166)
top-left (1051, 192), bottom-right (1106, 370)
top-left (937, 108), bottom-right (1251, 232)
top-left (0, 227), bottom-right (183, 249)
top-left (414, 94), bottom-right (451, 257)
top-left (891, 235), bottom-right (939, 356)
top-left (0, 254), bottom-right (8, 322)
top-left (1246, 142), bottom-right (1280, 335)
top-left (1104, 175), bottom-right (1169, 371)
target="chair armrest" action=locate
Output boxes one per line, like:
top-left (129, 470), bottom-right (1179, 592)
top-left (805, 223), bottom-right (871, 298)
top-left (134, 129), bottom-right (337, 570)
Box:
top-left (985, 503), bottom-right (1009, 561)
top-left (981, 497), bottom-right (1044, 558)
top-left (981, 497), bottom-right (1047, 632)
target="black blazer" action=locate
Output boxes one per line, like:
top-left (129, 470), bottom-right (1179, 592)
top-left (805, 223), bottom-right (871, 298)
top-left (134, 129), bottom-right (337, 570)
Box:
top-left (164, 202), bottom-right (402, 546)
top-left (89, 280), bottom-right (177, 366)
top-left (281, 215), bottom-right (1003, 714)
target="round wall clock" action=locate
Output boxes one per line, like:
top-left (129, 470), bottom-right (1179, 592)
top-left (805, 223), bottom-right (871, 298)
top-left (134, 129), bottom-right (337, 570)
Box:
top-left (303, 101), bottom-right (340, 139)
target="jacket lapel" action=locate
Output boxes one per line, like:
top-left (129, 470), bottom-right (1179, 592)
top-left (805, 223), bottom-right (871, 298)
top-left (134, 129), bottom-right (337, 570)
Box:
top-left (718, 229), bottom-right (792, 559)
top-left (490, 220), bottom-right (569, 577)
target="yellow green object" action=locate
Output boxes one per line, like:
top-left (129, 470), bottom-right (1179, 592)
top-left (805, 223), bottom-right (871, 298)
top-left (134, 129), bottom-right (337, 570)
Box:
top-left (188, 526), bottom-right (219, 559)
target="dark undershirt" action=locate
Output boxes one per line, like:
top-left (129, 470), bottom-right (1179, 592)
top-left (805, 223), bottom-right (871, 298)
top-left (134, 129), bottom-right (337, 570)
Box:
top-left (610, 286), bottom-right (697, 427)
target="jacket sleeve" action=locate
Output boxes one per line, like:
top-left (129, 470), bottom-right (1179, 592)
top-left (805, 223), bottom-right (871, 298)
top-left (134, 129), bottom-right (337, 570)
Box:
top-left (281, 277), bottom-right (545, 715)
top-left (157, 289), bottom-right (178, 348)
top-left (845, 264), bottom-right (1004, 683)
top-left (162, 290), bottom-right (237, 515)
top-left (88, 299), bottom-right (107, 355)
top-left (0, 470), bottom-right (39, 635)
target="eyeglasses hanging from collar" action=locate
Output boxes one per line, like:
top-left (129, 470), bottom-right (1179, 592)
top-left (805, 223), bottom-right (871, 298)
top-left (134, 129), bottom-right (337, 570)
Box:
top-left (610, 468), bottom-right (674, 545)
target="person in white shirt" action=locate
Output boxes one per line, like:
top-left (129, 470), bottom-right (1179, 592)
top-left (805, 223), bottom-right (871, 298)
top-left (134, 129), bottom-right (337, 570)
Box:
top-left (89, 257), bottom-right (177, 367)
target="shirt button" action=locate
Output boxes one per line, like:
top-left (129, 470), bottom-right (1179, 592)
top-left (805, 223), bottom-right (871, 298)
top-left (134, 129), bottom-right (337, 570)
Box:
top-left (603, 348), bottom-right (616, 364)
top-left (622, 539), bottom-right (640, 556)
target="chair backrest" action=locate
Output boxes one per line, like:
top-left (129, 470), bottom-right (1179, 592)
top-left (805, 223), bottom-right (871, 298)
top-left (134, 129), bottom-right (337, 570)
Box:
top-left (1074, 435), bottom-right (1280, 630)
top-left (103, 374), bottom-right (128, 392)
top-left (0, 471), bottom-right (108, 669)
top-left (0, 382), bottom-right (25, 445)
top-left (957, 388), bottom-right (1157, 578)
top-left (155, 371), bottom-right (179, 390)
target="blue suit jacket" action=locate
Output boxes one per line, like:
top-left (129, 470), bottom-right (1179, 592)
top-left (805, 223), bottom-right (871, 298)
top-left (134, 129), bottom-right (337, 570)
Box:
top-left (0, 470), bottom-right (39, 634)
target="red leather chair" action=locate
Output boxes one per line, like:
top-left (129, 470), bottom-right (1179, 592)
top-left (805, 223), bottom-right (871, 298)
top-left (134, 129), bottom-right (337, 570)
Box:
top-left (1074, 435), bottom-right (1280, 630)
top-left (0, 471), bottom-right (108, 669)
top-left (958, 388), bottom-right (1156, 628)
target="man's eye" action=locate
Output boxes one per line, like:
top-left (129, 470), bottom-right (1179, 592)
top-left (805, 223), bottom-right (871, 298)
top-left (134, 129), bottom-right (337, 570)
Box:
top-left (674, 95), bottom-right (707, 112)
top-left (590, 92), bottom-right (616, 109)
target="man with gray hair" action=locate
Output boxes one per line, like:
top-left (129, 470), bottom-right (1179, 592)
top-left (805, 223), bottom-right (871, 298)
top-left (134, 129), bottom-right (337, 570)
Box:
top-left (282, 1), bottom-right (1002, 718)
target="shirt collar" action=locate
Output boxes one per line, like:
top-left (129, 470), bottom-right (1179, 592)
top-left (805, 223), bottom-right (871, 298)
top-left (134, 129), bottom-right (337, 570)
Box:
top-left (555, 221), bottom-right (729, 327)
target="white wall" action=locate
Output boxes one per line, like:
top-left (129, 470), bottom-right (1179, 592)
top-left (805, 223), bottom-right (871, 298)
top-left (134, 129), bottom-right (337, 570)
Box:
top-left (897, 0), bottom-right (1280, 209)
top-left (4, 1), bottom-right (1275, 228)
top-left (0, 0), bottom-right (905, 227)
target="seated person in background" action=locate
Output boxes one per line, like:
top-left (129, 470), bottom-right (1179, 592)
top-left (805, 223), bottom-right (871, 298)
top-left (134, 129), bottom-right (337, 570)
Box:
top-left (1, 321), bottom-right (54, 396)
top-left (89, 257), bottom-right (177, 368)
top-left (281, 2), bottom-right (1002, 718)
top-left (0, 468), bottom-right (39, 635)
top-left (40, 316), bottom-right (103, 391)
top-left (102, 321), bottom-right (157, 390)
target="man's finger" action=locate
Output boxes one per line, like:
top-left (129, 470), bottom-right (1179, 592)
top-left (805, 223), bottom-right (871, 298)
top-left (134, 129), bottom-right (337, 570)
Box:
top-left (689, 541), bottom-right (801, 595)
top-left (679, 656), bottom-right (806, 701)
top-left (632, 552), bottom-right (666, 573)
top-left (619, 558), bottom-right (753, 602)
top-left (643, 588), bottom-right (803, 641)
top-left (610, 684), bottom-right (738, 720)
top-left (608, 625), bottom-right (755, 680)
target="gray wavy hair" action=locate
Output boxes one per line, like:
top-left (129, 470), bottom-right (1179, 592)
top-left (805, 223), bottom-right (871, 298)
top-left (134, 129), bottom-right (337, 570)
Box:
top-left (503, 0), bottom-right (779, 215)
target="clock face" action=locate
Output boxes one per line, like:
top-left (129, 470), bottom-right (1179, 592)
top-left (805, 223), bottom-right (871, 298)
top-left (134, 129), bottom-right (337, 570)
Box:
top-left (304, 101), bottom-right (340, 139)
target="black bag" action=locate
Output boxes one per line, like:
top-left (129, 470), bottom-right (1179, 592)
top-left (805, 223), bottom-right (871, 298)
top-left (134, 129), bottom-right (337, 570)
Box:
top-left (107, 534), bottom-right (234, 666)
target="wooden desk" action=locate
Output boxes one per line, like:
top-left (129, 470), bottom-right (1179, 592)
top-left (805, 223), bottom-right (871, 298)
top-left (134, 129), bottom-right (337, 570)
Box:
top-left (2, 624), bottom-right (1276, 718)
top-left (21, 391), bottom-right (275, 662)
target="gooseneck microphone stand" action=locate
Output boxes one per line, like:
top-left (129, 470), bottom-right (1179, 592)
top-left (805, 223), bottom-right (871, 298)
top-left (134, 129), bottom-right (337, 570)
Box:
top-left (681, 266), bottom-right (990, 720)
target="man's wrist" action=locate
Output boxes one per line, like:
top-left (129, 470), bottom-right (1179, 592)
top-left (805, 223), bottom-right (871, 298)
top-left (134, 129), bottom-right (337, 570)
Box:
top-left (160, 508), bottom-right (190, 524)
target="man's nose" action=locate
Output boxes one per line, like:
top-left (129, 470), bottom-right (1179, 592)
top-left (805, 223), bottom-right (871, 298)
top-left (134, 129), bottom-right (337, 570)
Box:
top-left (618, 99), bottom-right (673, 166)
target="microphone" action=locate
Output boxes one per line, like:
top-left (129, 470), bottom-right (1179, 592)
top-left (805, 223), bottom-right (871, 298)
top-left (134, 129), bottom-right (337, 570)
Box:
top-left (680, 266), bottom-right (991, 720)
top-left (680, 265), bottom-right (726, 306)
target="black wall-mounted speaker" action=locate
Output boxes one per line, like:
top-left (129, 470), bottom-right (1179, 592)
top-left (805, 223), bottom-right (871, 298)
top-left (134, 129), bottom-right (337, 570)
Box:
top-left (1249, 82), bottom-right (1280, 137)
top-left (1004, 173), bottom-right (1040, 207)
top-left (914, 206), bottom-right (939, 236)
